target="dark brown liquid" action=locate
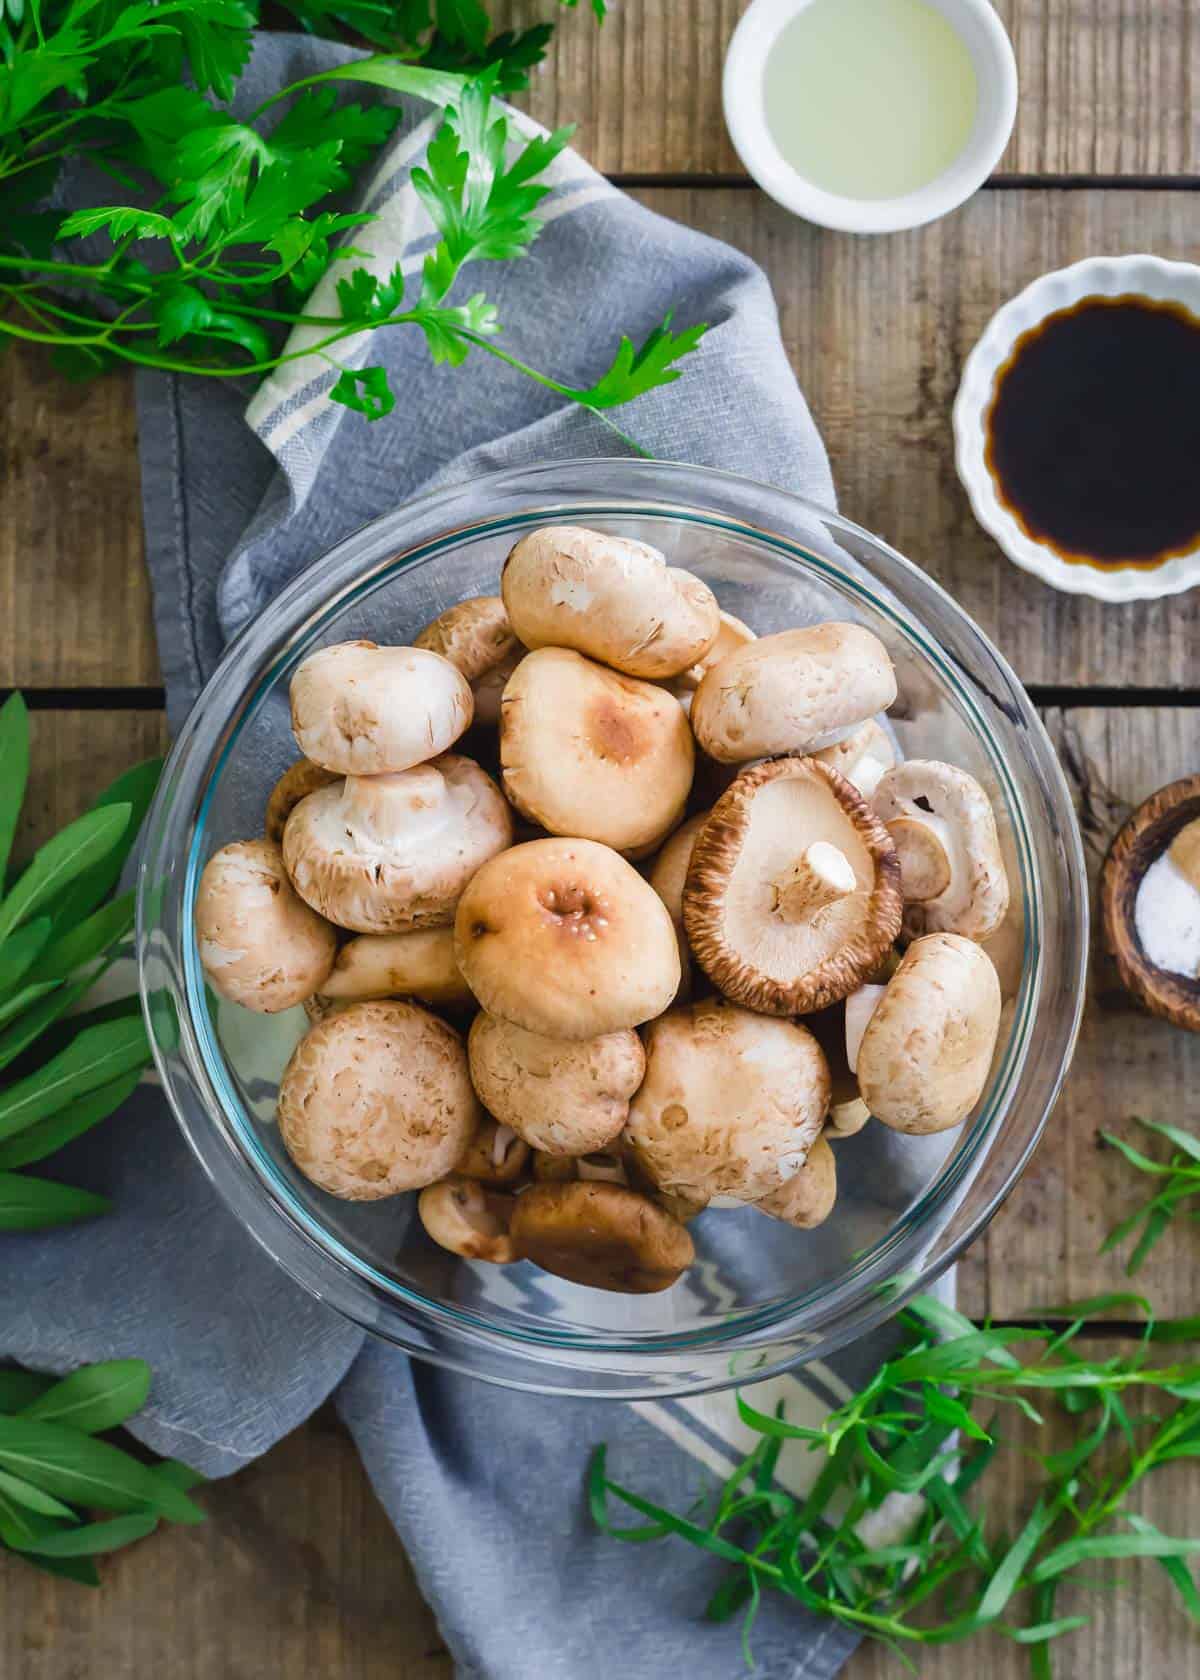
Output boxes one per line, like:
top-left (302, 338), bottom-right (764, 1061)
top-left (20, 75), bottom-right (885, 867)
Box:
top-left (985, 294), bottom-right (1200, 571)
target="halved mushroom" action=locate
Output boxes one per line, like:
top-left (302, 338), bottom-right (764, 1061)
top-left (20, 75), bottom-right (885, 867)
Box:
top-left (195, 839), bottom-right (337, 1012)
top-left (418, 1178), bottom-right (516, 1263)
top-left (691, 623), bottom-right (897, 764)
top-left (468, 1012), bottom-right (645, 1156)
top-left (857, 934), bottom-right (1002, 1134)
top-left (265, 759), bottom-right (339, 846)
top-left (290, 641), bottom-right (472, 775)
top-left (501, 525), bottom-right (720, 679)
top-left (321, 928), bottom-right (475, 1009)
top-left (453, 1118), bottom-right (530, 1186)
top-left (683, 756), bottom-right (903, 1016)
top-left (500, 648), bottom-right (694, 853)
top-left (283, 755), bottom-right (512, 934)
top-left (277, 1000), bottom-right (480, 1198)
top-left (813, 719), bottom-right (896, 799)
top-left (454, 838), bottom-right (680, 1039)
top-left (413, 596), bottom-right (522, 729)
top-left (625, 999), bottom-right (831, 1205)
top-left (509, 1181), bottom-right (695, 1293)
top-left (755, 1134), bottom-right (837, 1227)
top-left (872, 762), bottom-right (1009, 942)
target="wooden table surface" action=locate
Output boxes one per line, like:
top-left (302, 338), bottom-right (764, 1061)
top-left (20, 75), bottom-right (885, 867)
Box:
top-left (3, 4), bottom-right (1199, 1674)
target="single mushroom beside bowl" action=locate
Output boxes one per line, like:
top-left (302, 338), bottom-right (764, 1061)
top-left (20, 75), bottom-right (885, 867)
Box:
top-left (195, 838), bottom-right (337, 1012)
top-left (467, 1012), bottom-right (645, 1156)
top-left (290, 640), bottom-right (473, 775)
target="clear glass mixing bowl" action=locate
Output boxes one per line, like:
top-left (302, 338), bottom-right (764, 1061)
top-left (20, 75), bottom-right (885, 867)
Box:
top-left (138, 459), bottom-right (1088, 1397)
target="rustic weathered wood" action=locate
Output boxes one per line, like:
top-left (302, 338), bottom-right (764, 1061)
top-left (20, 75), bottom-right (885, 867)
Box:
top-left (508, 0), bottom-right (1199, 179)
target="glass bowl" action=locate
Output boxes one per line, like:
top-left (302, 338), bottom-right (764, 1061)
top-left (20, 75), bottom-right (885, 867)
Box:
top-left (137, 459), bottom-right (1087, 1397)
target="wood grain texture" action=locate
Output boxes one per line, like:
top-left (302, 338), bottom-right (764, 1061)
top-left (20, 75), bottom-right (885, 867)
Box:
top-left (508, 0), bottom-right (1199, 178)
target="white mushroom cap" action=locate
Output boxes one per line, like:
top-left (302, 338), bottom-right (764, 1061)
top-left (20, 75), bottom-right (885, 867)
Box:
top-left (872, 761), bottom-right (1010, 941)
top-left (195, 839), bottom-right (336, 1013)
top-left (501, 525), bottom-right (720, 679)
top-left (754, 1134), bottom-right (837, 1227)
top-left (671, 611), bottom-right (757, 694)
top-left (500, 648), bottom-right (694, 853)
top-left (683, 756), bottom-right (903, 1015)
top-left (282, 754), bottom-right (512, 934)
top-left (691, 623), bottom-right (897, 764)
top-left (468, 1012), bottom-right (645, 1156)
top-left (277, 1000), bottom-right (481, 1198)
top-left (813, 719), bottom-right (896, 800)
top-left (290, 641), bottom-right (472, 775)
top-left (857, 933), bottom-right (1002, 1134)
top-left (624, 999), bottom-right (831, 1204)
top-left (264, 759), bottom-right (339, 846)
top-left (413, 597), bottom-right (522, 729)
top-left (454, 838), bottom-right (681, 1039)
top-left (321, 928), bottom-right (475, 1008)
top-left (418, 1179), bottom-right (517, 1263)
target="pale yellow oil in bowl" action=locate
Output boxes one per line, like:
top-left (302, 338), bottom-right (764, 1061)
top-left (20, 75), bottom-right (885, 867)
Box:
top-left (763, 0), bottom-right (979, 201)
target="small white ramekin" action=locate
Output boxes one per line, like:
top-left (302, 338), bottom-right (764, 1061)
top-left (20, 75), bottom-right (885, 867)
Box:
top-left (722, 0), bottom-right (1018, 236)
top-left (954, 254), bottom-right (1200, 605)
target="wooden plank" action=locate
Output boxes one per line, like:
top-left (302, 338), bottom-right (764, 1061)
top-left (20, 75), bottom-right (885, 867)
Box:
top-left (511, 0), bottom-right (1199, 178)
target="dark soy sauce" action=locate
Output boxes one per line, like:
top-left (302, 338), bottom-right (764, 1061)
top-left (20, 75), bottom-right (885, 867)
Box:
top-left (985, 294), bottom-right (1200, 571)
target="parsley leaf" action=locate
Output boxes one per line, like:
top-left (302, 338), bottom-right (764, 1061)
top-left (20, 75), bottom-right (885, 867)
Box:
top-left (570, 314), bottom-right (711, 409)
top-left (330, 364), bottom-right (395, 418)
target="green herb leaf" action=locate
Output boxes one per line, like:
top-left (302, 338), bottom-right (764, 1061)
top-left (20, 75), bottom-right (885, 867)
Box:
top-left (0, 1468), bottom-right (77, 1519)
top-left (0, 1015), bottom-right (149, 1142)
top-left (0, 805), bottom-right (131, 949)
top-left (12, 1510), bottom-right (159, 1557)
top-left (20, 1359), bottom-right (152, 1434)
top-left (0, 1416), bottom-right (203, 1521)
top-left (57, 207), bottom-right (179, 244)
top-left (0, 917), bottom-right (53, 997)
top-left (0, 1370), bottom-right (53, 1413)
top-left (330, 365), bottom-right (396, 419)
top-left (0, 693), bottom-right (29, 886)
top-left (0, 1172), bottom-right (110, 1230)
top-left (569, 313), bottom-right (709, 410)
top-left (26, 891), bottom-right (135, 986)
top-left (0, 1069), bottom-right (142, 1169)
top-left (51, 757), bottom-right (162, 931)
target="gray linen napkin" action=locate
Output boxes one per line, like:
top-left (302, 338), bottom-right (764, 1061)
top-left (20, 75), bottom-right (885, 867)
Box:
top-left (1, 34), bottom-right (924, 1678)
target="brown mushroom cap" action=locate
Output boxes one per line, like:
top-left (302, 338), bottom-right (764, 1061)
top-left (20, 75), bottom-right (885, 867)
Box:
top-left (290, 640), bottom-right (472, 775)
top-left (647, 810), bottom-right (709, 997)
top-left (691, 623), bottom-right (897, 764)
top-left (321, 928), bottom-right (475, 1008)
top-left (413, 597), bottom-right (522, 729)
top-left (755, 1133), bottom-right (837, 1227)
top-left (265, 759), bottom-right (339, 846)
top-left (624, 999), bottom-right (831, 1204)
top-left (468, 1012), bottom-right (645, 1155)
top-left (277, 1000), bottom-right (480, 1198)
top-left (812, 719), bottom-right (896, 799)
top-left (509, 1181), bottom-right (694, 1293)
top-left (418, 1178), bottom-right (516, 1263)
top-left (454, 838), bottom-right (681, 1038)
top-left (872, 761), bottom-right (1010, 942)
top-left (500, 648), bottom-right (694, 853)
top-left (195, 839), bottom-right (336, 1013)
top-left (857, 933), bottom-right (1002, 1134)
top-left (282, 754), bottom-right (512, 935)
top-left (453, 1119), bottom-right (530, 1185)
top-left (501, 525), bottom-right (720, 679)
top-left (683, 756), bottom-right (903, 1016)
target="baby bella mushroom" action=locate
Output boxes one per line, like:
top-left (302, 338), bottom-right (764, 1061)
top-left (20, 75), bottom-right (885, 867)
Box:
top-left (813, 719), bottom-right (896, 799)
top-left (755, 1133), bottom-right (837, 1228)
top-left (684, 755), bottom-right (903, 1016)
top-left (648, 809), bottom-right (710, 996)
top-left (454, 838), bottom-right (680, 1039)
top-left (264, 758), bottom-right (339, 846)
top-left (468, 1012), bottom-right (645, 1156)
top-left (320, 928), bottom-right (475, 1009)
top-left (283, 755), bottom-right (511, 934)
top-left (856, 933), bottom-right (1002, 1134)
top-left (195, 838), bottom-right (336, 1012)
top-left (277, 1000), bottom-right (480, 1199)
top-left (509, 1181), bottom-right (695, 1293)
top-left (501, 524), bottom-right (720, 679)
top-left (418, 1179), bottom-right (517, 1263)
top-left (872, 761), bottom-right (1010, 942)
top-left (290, 640), bottom-right (472, 775)
top-left (691, 622), bottom-right (897, 764)
top-left (500, 648), bottom-right (694, 853)
top-left (625, 999), bottom-right (831, 1206)
top-left (413, 596), bottom-right (522, 729)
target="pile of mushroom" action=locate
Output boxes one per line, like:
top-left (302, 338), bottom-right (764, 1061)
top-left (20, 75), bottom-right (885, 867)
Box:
top-left (196, 525), bottom-right (1011, 1295)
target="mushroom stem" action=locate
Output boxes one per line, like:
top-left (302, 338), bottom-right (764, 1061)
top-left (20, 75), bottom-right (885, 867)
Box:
top-left (339, 765), bottom-right (449, 842)
top-left (773, 842), bottom-right (857, 921)
top-left (886, 814), bottom-right (953, 902)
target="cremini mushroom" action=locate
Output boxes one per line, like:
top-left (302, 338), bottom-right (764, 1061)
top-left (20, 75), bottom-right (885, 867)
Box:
top-left (413, 596), bottom-right (522, 728)
top-left (509, 1181), bottom-right (695, 1293)
top-left (501, 525), bottom-right (720, 679)
top-left (813, 719), bottom-right (896, 799)
top-left (625, 999), bottom-right (831, 1205)
top-left (500, 648), bottom-right (694, 853)
top-left (454, 838), bottom-right (680, 1038)
top-left (872, 761), bottom-right (1009, 942)
top-left (647, 810), bottom-right (709, 996)
top-left (264, 759), bottom-right (339, 846)
top-left (418, 1178), bottom-right (516, 1262)
top-left (691, 623), bottom-right (897, 763)
top-left (755, 1134), bottom-right (837, 1227)
top-left (290, 640), bottom-right (472, 775)
top-left (532, 1151), bottom-right (578, 1183)
top-left (670, 611), bottom-right (757, 704)
top-left (805, 1003), bottom-right (872, 1137)
top-left (683, 755), bottom-right (903, 1015)
top-left (277, 1000), bottom-right (480, 1198)
top-left (468, 1012), bottom-right (645, 1156)
top-left (321, 928), bottom-right (475, 1008)
top-left (283, 755), bottom-right (511, 934)
top-left (453, 1118), bottom-right (530, 1186)
top-left (195, 839), bottom-right (336, 1012)
top-left (857, 934), bottom-right (1002, 1134)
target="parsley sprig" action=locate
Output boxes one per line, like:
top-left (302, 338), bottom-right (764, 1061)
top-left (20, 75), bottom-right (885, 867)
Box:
top-left (0, 1), bottom-right (704, 436)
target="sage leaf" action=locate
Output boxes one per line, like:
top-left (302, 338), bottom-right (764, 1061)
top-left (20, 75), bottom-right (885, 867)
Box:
top-left (14, 1511), bottom-right (159, 1557)
top-left (0, 804), bottom-right (131, 948)
top-left (21, 1359), bottom-right (151, 1434)
top-left (0, 1467), bottom-right (76, 1519)
top-left (0, 971), bottom-right (99, 1074)
top-left (18, 1551), bottom-right (101, 1586)
top-left (0, 1486), bottom-right (65, 1551)
top-left (0, 1416), bottom-right (203, 1520)
top-left (0, 1172), bottom-right (110, 1229)
top-left (0, 1015), bottom-right (149, 1141)
top-left (29, 891), bottom-right (135, 985)
top-left (52, 759), bottom-right (162, 930)
top-left (0, 1069), bottom-right (142, 1169)
top-left (0, 917), bottom-right (52, 998)
top-left (0, 693), bottom-right (29, 887)
top-left (0, 980), bottom-right (61, 1035)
